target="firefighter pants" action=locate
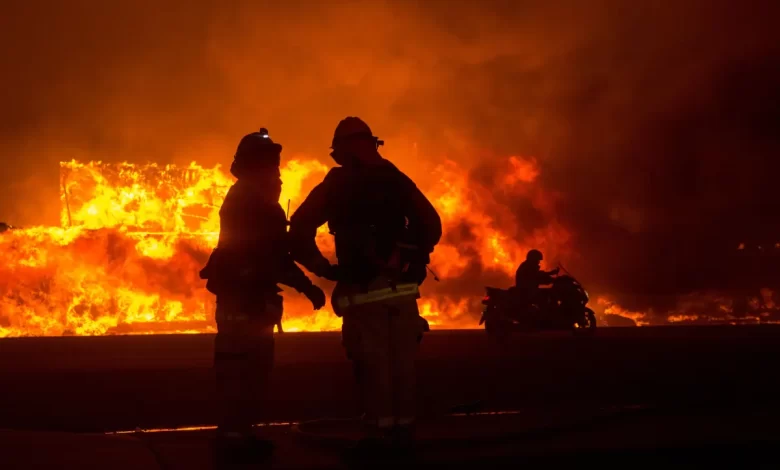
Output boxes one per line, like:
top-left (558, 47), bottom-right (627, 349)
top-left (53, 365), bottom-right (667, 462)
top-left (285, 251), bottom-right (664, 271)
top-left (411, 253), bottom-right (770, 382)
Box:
top-left (341, 296), bottom-right (425, 431)
top-left (213, 295), bottom-right (280, 436)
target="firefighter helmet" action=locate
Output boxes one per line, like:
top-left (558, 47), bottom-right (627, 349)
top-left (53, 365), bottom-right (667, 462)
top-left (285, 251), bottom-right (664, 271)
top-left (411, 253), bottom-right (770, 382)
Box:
top-left (331, 117), bottom-right (382, 148)
top-left (231, 128), bottom-right (282, 177)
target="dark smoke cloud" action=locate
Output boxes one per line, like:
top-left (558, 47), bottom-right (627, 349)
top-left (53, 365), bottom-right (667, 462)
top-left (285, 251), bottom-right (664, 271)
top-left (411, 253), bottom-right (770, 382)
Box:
top-left (1, 0), bottom-right (779, 317)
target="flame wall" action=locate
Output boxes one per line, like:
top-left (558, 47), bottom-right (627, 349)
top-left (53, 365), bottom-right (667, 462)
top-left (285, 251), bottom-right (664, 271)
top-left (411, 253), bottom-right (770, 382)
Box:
top-left (2, 0), bottom-right (780, 333)
top-left (1, 155), bottom-right (571, 336)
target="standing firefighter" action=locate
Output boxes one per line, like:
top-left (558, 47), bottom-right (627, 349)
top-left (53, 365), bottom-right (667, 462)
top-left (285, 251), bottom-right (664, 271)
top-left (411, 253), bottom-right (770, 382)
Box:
top-left (289, 117), bottom-right (442, 453)
top-left (199, 128), bottom-right (326, 459)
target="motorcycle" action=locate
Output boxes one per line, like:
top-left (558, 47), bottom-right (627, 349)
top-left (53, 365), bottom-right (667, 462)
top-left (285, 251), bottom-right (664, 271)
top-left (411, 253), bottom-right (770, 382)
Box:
top-left (479, 267), bottom-right (596, 336)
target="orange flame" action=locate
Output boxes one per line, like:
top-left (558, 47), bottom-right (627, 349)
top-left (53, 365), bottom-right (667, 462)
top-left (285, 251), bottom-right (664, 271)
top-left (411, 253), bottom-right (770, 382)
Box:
top-left (595, 297), bottom-right (649, 326)
top-left (0, 155), bottom-right (570, 337)
top-left (595, 290), bottom-right (780, 326)
top-left (426, 159), bottom-right (570, 278)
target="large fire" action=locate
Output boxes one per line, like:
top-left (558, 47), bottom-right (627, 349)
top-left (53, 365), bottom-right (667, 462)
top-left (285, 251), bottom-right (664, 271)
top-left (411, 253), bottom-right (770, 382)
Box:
top-left (2, 157), bottom-right (777, 336)
top-left (1, 156), bottom-right (565, 337)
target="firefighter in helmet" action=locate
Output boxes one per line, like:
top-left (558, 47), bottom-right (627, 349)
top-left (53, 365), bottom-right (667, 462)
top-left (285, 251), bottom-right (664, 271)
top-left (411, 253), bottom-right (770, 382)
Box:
top-left (199, 128), bottom-right (326, 460)
top-left (289, 117), bottom-right (442, 454)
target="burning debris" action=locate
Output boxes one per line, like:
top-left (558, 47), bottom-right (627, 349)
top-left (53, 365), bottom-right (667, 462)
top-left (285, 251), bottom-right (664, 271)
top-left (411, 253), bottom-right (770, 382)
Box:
top-left (1, 156), bottom-right (570, 337)
top-left (1, 155), bottom-right (774, 337)
top-left (595, 288), bottom-right (780, 327)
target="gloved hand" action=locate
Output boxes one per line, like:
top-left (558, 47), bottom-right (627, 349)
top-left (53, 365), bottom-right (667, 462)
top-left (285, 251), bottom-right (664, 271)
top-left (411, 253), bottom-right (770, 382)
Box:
top-left (550, 267), bottom-right (561, 275)
top-left (303, 284), bottom-right (327, 310)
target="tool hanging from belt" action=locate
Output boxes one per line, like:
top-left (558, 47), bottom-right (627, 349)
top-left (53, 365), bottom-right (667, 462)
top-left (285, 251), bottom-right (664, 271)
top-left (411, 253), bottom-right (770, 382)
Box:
top-left (335, 282), bottom-right (420, 310)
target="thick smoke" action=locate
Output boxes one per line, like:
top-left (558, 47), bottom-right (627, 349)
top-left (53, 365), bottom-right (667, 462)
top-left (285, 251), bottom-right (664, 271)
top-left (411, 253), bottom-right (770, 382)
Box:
top-left (1, 0), bottom-right (779, 319)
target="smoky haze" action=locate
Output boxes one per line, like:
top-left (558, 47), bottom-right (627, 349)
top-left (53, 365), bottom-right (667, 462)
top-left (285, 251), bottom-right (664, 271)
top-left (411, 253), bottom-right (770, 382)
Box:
top-left (1, 0), bottom-right (779, 316)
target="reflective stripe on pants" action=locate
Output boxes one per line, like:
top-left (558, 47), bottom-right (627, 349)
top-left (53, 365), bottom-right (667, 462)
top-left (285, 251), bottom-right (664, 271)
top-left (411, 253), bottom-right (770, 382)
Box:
top-left (213, 295), bottom-right (280, 435)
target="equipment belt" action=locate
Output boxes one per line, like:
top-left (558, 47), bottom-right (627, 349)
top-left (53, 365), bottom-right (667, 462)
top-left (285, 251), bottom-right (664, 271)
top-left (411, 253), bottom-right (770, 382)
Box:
top-left (335, 283), bottom-right (420, 310)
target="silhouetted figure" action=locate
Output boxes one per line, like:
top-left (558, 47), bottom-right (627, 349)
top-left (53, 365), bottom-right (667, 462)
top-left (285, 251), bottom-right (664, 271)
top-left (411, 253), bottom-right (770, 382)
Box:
top-left (0, 222), bottom-right (9, 233)
top-left (199, 128), bottom-right (325, 461)
top-left (289, 117), bottom-right (442, 455)
top-left (516, 249), bottom-right (558, 294)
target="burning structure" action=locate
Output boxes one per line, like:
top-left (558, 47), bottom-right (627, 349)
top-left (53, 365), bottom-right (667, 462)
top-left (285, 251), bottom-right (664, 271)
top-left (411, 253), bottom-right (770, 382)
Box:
top-left (1, 154), bottom-right (777, 337)
top-left (0, 156), bottom-right (571, 336)
top-left (1, 1), bottom-right (779, 336)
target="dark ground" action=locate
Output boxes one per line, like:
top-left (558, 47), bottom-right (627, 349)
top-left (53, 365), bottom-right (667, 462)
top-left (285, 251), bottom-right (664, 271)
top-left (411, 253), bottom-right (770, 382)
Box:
top-left (1, 326), bottom-right (779, 468)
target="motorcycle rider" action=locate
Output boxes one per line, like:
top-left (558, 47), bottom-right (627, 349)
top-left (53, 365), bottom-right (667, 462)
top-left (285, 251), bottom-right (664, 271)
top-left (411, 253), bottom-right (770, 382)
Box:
top-left (199, 128), bottom-right (326, 460)
top-left (288, 117), bottom-right (442, 455)
top-left (515, 249), bottom-right (559, 306)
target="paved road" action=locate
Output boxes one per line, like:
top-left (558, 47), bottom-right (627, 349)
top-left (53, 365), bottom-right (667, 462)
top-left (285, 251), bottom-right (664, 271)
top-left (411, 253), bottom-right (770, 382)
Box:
top-left (0, 326), bottom-right (778, 432)
top-left (2, 405), bottom-right (779, 469)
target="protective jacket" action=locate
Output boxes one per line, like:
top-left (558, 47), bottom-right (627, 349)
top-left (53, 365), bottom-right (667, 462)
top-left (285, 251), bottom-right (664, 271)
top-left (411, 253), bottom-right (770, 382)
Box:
top-left (200, 179), bottom-right (313, 301)
top-left (289, 157), bottom-right (442, 293)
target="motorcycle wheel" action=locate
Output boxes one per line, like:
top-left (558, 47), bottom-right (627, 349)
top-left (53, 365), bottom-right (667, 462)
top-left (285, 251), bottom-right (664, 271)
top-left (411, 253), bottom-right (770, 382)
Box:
top-left (584, 308), bottom-right (597, 329)
top-left (484, 307), bottom-right (511, 340)
top-left (573, 307), bottom-right (597, 334)
top-left (485, 318), bottom-right (510, 339)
